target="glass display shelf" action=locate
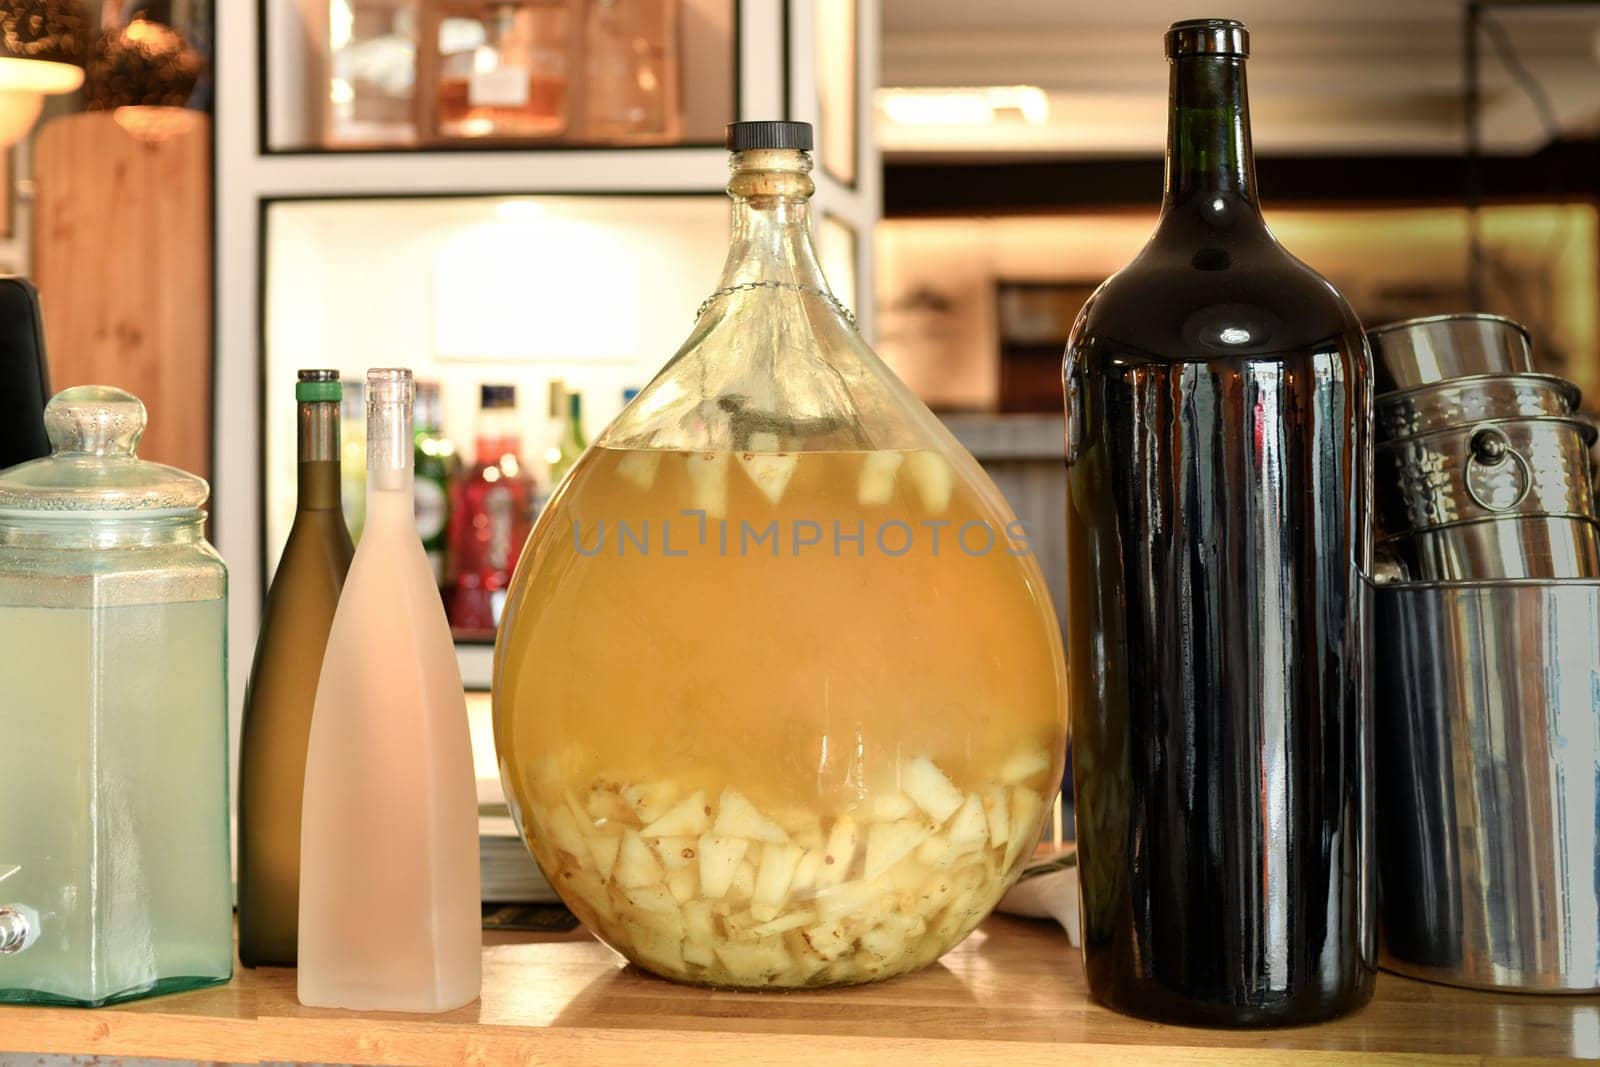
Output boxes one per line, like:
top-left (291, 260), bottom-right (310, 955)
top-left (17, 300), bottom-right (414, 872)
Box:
top-left (262, 193), bottom-right (729, 675)
top-left (264, 0), bottom-right (735, 153)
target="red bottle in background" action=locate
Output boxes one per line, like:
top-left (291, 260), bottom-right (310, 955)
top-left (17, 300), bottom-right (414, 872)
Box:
top-left (447, 384), bottom-right (536, 640)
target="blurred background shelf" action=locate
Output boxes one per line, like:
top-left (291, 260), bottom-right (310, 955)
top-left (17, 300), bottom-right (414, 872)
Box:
top-left (215, 3), bottom-right (884, 786)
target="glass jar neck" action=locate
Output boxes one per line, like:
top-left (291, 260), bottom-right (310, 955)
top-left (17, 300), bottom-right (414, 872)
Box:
top-left (0, 512), bottom-right (207, 550)
top-left (706, 149), bottom-right (841, 316)
top-left (297, 400), bottom-right (342, 511)
top-left (1163, 54), bottom-right (1258, 211)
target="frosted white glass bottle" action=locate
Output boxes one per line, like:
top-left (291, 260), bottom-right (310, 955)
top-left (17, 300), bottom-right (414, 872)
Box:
top-left (298, 368), bottom-right (482, 1012)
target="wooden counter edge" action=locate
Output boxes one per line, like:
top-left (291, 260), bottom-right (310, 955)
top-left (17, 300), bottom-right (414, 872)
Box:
top-left (0, 1007), bottom-right (1525, 1067)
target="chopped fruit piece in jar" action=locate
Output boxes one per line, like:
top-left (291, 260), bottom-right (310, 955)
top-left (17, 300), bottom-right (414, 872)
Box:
top-left (901, 756), bottom-right (965, 823)
top-left (729, 857), bottom-right (757, 902)
top-left (511, 753), bottom-right (1061, 987)
top-left (614, 450), bottom-right (663, 491)
top-left (1004, 786), bottom-right (1044, 871)
top-left (751, 843), bottom-right (804, 921)
top-left (615, 829), bottom-right (665, 888)
top-left (622, 780), bottom-right (681, 825)
top-left (945, 794), bottom-right (990, 850)
top-left (685, 451), bottom-right (730, 518)
top-left (697, 834), bottom-right (750, 898)
top-left (905, 451), bottom-right (953, 513)
top-left (858, 451), bottom-right (905, 505)
top-left (982, 786), bottom-right (1010, 849)
top-left (713, 789), bottom-right (789, 843)
top-left (864, 819), bottom-right (930, 881)
top-left (737, 435), bottom-right (800, 506)
top-left (816, 814), bottom-right (858, 889)
top-left (640, 790), bottom-right (711, 837)
top-left (999, 744), bottom-right (1052, 784)
top-left (869, 792), bottom-right (916, 821)
top-left (585, 830), bottom-right (622, 881)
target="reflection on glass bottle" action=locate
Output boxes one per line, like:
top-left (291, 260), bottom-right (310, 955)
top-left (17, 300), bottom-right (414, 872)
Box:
top-left (413, 381), bottom-right (457, 587)
top-left (447, 383), bottom-right (535, 639)
top-left (434, 1), bottom-right (570, 139)
top-left (585, 0), bottom-right (673, 141)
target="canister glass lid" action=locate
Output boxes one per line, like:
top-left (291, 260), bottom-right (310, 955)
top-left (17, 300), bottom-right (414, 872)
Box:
top-left (0, 386), bottom-right (209, 515)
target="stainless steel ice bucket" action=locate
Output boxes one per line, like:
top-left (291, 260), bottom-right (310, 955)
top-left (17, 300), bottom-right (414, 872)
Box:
top-left (1370, 313), bottom-right (1534, 392)
top-left (1377, 373), bottom-right (1578, 441)
top-left (1378, 417), bottom-right (1598, 532)
top-left (1375, 579), bottom-right (1600, 992)
top-left (1376, 416), bottom-right (1600, 580)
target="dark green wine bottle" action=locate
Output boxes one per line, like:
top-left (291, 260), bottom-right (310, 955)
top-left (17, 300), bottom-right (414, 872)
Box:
top-left (237, 370), bottom-right (355, 967)
top-left (1063, 19), bottom-right (1375, 1026)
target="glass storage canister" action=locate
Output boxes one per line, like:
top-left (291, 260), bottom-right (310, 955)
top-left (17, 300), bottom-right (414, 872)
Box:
top-left (0, 386), bottom-right (232, 1007)
top-left (494, 121), bottom-right (1070, 990)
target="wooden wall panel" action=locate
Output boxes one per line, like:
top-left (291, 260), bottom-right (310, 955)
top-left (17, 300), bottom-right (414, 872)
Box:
top-left (33, 111), bottom-right (212, 480)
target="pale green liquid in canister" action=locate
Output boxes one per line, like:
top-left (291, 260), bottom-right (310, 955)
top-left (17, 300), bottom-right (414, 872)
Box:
top-left (0, 598), bottom-right (233, 1007)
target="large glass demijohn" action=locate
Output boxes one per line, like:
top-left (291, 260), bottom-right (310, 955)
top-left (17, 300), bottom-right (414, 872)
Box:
top-left (493, 121), bottom-right (1069, 988)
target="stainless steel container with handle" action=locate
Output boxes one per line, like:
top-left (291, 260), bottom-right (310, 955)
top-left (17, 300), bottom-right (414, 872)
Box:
top-left (1379, 416), bottom-right (1597, 531)
top-left (1376, 373), bottom-right (1577, 441)
top-left (1377, 415), bottom-right (1600, 580)
top-left (1375, 579), bottom-right (1600, 993)
top-left (1369, 313), bottom-right (1533, 392)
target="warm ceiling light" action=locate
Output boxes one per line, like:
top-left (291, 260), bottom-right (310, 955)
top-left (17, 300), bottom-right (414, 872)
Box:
top-left (496, 199), bottom-right (546, 221)
top-left (0, 55), bottom-right (82, 93)
top-left (0, 1), bottom-right (87, 148)
top-left (83, 17), bottom-right (204, 144)
top-left (112, 104), bottom-right (202, 143)
top-left (878, 86), bottom-right (1050, 128)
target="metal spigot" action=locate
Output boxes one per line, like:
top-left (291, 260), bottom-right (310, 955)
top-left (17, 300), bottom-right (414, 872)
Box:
top-left (0, 905), bottom-right (33, 954)
top-left (0, 867), bottom-right (37, 954)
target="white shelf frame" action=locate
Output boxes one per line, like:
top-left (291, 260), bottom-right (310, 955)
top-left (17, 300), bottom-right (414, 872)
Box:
top-left (215, 1), bottom-right (880, 709)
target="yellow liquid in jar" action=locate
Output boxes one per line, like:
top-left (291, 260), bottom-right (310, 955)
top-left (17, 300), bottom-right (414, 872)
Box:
top-left (495, 446), bottom-right (1067, 986)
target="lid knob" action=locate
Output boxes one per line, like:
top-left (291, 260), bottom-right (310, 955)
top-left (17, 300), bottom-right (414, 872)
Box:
top-left (45, 386), bottom-right (147, 458)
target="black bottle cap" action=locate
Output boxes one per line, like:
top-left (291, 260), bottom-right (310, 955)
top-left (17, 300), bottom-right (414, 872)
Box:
top-left (725, 120), bottom-right (813, 152)
top-left (481, 383), bottom-right (517, 410)
top-left (1166, 18), bottom-right (1249, 59)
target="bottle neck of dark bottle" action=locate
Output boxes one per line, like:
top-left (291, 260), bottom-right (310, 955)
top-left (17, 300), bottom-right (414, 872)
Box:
top-left (1162, 53), bottom-right (1260, 216)
top-left (296, 401), bottom-right (342, 511)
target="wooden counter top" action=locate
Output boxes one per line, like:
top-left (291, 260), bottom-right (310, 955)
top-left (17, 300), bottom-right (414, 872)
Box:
top-left (2, 916), bottom-right (1596, 1065)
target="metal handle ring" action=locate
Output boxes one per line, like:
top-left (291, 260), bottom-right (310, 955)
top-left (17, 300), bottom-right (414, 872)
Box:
top-left (1463, 428), bottom-right (1533, 513)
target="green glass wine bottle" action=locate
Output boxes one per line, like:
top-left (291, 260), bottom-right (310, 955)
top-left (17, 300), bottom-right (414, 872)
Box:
top-left (1063, 19), bottom-right (1374, 1026)
top-left (237, 369), bottom-right (356, 967)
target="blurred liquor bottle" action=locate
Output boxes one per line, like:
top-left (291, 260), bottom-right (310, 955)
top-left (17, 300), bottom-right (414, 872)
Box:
top-left (340, 380), bottom-right (367, 541)
top-left (552, 386), bottom-right (587, 486)
top-left (429, 1), bottom-right (572, 140)
top-left (413, 381), bottom-right (458, 587)
top-left (585, 0), bottom-right (678, 142)
top-left (447, 383), bottom-right (535, 639)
